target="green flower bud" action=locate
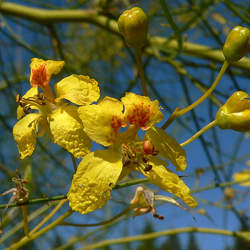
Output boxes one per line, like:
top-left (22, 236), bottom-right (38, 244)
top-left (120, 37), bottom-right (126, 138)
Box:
top-left (216, 91), bottom-right (250, 132)
top-left (118, 7), bottom-right (149, 49)
top-left (223, 26), bottom-right (250, 62)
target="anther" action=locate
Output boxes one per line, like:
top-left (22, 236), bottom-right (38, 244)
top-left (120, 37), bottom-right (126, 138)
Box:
top-left (153, 213), bottom-right (164, 220)
top-left (144, 164), bottom-right (152, 172)
top-left (123, 160), bottom-right (131, 167)
top-left (23, 106), bottom-right (31, 114)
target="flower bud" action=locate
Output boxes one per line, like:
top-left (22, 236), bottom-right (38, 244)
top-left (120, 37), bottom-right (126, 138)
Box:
top-left (224, 187), bottom-right (235, 202)
top-left (130, 186), bottom-right (164, 219)
top-left (216, 91), bottom-right (250, 132)
top-left (143, 140), bottom-right (155, 155)
top-left (223, 26), bottom-right (250, 62)
top-left (118, 7), bottom-right (149, 49)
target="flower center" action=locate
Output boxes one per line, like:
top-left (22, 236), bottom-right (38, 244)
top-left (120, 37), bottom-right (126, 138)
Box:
top-left (16, 93), bottom-right (56, 115)
top-left (121, 141), bottom-right (158, 172)
top-left (17, 93), bottom-right (46, 114)
top-left (126, 102), bottom-right (152, 129)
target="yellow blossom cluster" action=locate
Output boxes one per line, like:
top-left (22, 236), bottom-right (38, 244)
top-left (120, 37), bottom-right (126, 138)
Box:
top-left (13, 58), bottom-right (199, 215)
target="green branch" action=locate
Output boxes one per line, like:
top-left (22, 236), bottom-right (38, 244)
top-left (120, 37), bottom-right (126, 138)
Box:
top-left (0, 195), bottom-right (67, 209)
top-left (191, 177), bottom-right (250, 194)
top-left (83, 227), bottom-right (249, 249)
top-left (1, 178), bottom-right (249, 209)
top-left (1, 2), bottom-right (250, 71)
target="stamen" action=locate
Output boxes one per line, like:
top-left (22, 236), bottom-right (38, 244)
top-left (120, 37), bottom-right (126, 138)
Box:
top-left (153, 213), bottom-right (164, 220)
top-left (123, 159), bottom-right (131, 167)
top-left (23, 106), bottom-right (31, 114)
top-left (126, 102), bottom-right (151, 128)
top-left (17, 93), bottom-right (49, 116)
top-left (121, 144), bottom-right (137, 167)
top-left (144, 164), bottom-right (152, 172)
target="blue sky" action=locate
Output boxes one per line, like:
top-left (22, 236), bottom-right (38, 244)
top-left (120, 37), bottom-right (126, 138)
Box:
top-left (0, 1), bottom-right (249, 249)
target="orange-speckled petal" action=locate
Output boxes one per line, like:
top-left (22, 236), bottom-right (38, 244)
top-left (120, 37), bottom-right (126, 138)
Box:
top-left (122, 92), bottom-right (163, 130)
top-left (30, 58), bottom-right (64, 87)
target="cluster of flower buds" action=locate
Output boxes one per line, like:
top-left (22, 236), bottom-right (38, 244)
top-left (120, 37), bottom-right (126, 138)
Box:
top-left (223, 26), bottom-right (250, 62)
top-left (224, 187), bottom-right (235, 202)
top-left (118, 7), bottom-right (149, 49)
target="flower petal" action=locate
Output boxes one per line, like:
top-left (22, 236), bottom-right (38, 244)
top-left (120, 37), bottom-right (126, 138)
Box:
top-left (146, 126), bottom-right (186, 171)
top-left (121, 92), bottom-right (163, 129)
top-left (54, 74), bottom-right (100, 105)
top-left (137, 157), bottom-right (197, 207)
top-left (233, 170), bottom-right (250, 186)
top-left (49, 105), bottom-right (91, 158)
top-left (78, 97), bottom-right (125, 146)
top-left (13, 113), bottom-right (40, 159)
top-left (68, 149), bottom-right (123, 214)
top-left (30, 58), bottom-right (64, 87)
top-left (17, 87), bottom-right (39, 120)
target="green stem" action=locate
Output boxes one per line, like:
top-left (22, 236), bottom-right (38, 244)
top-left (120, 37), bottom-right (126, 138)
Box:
top-left (0, 204), bottom-right (53, 245)
top-left (21, 205), bottom-right (29, 237)
top-left (7, 209), bottom-right (73, 250)
top-left (180, 120), bottom-right (217, 147)
top-left (114, 178), bottom-right (148, 189)
top-left (0, 195), bottom-right (67, 209)
top-left (30, 199), bottom-right (67, 235)
top-left (191, 177), bottom-right (250, 194)
top-left (2, 178), bottom-right (250, 210)
top-left (162, 61), bottom-right (229, 129)
top-left (60, 207), bottom-right (132, 227)
top-left (83, 227), bottom-right (243, 249)
top-left (135, 49), bottom-right (148, 96)
top-left (1, 2), bottom-right (250, 70)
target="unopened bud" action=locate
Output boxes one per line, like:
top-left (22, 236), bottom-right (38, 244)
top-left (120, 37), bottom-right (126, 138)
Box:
top-left (224, 187), bottom-right (235, 202)
top-left (143, 140), bottom-right (155, 155)
top-left (223, 26), bottom-right (250, 62)
top-left (198, 208), bottom-right (206, 215)
top-left (118, 7), bottom-right (148, 49)
top-left (216, 91), bottom-right (250, 132)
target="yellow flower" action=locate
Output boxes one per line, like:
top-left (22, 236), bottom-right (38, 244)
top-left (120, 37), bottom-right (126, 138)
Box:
top-left (13, 58), bottom-right (100, 159)
top-left (30, 58), bottom-right (64, 87)
top-left (216, 91), bottom-right (250, 132)
top-left (68, 93), bottom-right (197, 214)
top-left (233, 169), bottom-right (250, 186)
